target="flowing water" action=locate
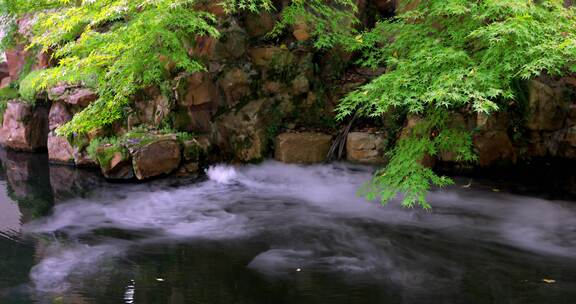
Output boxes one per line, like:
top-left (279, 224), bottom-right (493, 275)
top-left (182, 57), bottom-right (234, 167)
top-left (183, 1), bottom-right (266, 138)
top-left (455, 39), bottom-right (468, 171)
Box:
top-left (0, 148), bottom-right (576, 304)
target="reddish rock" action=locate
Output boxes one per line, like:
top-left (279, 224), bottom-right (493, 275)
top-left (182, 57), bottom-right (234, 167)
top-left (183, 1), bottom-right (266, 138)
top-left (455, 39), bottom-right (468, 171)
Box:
top-left (48, 85), bottom-right (97, 107)
top-left (189, 36), bottom-right (217, 58)
top-left (47, 134), bottom-right (74, 163)
top-left (36, 51), bottom-right (53, 70)
top-left (293, 22), bottom-right (311, 42)
top-left (16, 14), bottom-right (35, 39)
top-left (195, 2), bottom-right (227, 17)
top-left (5, 45), bottom-right (53, 82)
top-left (48, 102), bottom-right (72, 131)
top-left (0, 77), bottom-right (11, 88)
top-left (5, 46), bottom-right (27, 82)
top-left (172, 73), bottom-right (219, 133)
top-left (0, 101), bottom-right (49, 151)
top-left (275, 132), bottom-right (332, 164)
top-left (67, 88), bottom-right (98, 106)
top-left (474, 131), bottom-right (516, 167)
top-left (131, 137), bottom-right (181, 180)
top-left (189, 25), bottom-right (246, 61)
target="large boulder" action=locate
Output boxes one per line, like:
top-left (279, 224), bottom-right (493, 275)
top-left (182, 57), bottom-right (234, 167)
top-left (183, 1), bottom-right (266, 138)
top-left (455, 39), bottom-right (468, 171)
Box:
top-left (48, 101), bottom-right (72, 131)
top-left (275, 132), bottom-right (332, 164)
top-left (47, 135), bottom-right (74, 163)
top-left (474, 131), bottom-right (516, 167)
top-left (213, 99), bottom-right (268, 161)
top-left (526, 79), bottom-right (568, 131)
top-left (48, 85), bottom-right (98, 107)
top-left (47, 101), bottom-right (74, 163)
top-left (0, 101), bottom-right (49, 151)
top-left (130, 136), bottom-right (181, 180)
top-left (346, 132), bottom-right (387, 164)
top-left (95, 145), bottom-right (134, 180)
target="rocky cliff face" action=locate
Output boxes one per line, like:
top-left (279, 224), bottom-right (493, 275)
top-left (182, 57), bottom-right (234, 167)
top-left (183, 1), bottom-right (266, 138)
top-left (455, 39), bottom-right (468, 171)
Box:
top-left (0, 1), bottom-right (575, 181)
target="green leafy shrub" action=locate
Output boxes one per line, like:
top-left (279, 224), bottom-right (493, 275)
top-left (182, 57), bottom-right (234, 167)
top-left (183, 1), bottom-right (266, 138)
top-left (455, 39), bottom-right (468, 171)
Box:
top-left (6, 0), bottom-right (222, 136)
top-left (0, 86), bottom-right (19, 124)
top-left (270, 0), bottom-right (358, 48)
top-left (338, 0), bottom-right (576, 208)
top-left (5, 0), bottom-right (352, 137)
top-left (86, 136), bottom-right (119, 163)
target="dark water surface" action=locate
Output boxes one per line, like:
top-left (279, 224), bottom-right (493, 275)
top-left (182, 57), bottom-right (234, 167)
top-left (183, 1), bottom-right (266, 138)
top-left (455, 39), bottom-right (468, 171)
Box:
top-left (0, 149), bottom-right (575, 304)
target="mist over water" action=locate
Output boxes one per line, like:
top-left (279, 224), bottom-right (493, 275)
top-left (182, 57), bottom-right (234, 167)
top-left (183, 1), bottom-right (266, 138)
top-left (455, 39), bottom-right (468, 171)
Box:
top-left (0, 156), bottom-right (566, 303)
top-left (17, 161), bottom-right (576, 301)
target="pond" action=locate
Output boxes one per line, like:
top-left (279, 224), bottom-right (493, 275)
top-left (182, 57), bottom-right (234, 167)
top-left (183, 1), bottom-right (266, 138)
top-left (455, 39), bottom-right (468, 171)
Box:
top-left (0, 148), bottom-right (575, 304)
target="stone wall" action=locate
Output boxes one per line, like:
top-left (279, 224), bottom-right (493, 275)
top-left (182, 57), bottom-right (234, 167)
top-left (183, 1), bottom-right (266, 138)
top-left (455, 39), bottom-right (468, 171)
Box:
top-left (0, 2), bottom-right (575, 181)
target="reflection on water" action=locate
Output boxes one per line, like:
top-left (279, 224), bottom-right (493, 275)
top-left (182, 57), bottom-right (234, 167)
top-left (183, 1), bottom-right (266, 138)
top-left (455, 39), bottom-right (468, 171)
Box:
top-left (0, 149), bottom-right (575, 304)
top-left (0, 182), bottom-right (22, 237)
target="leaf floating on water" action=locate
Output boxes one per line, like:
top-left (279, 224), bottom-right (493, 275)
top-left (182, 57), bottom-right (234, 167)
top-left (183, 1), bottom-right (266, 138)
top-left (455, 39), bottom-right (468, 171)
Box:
top-left (492, 188), bottom-right (500, 192)
top-left (542, 279), bottom-right (556, 284)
